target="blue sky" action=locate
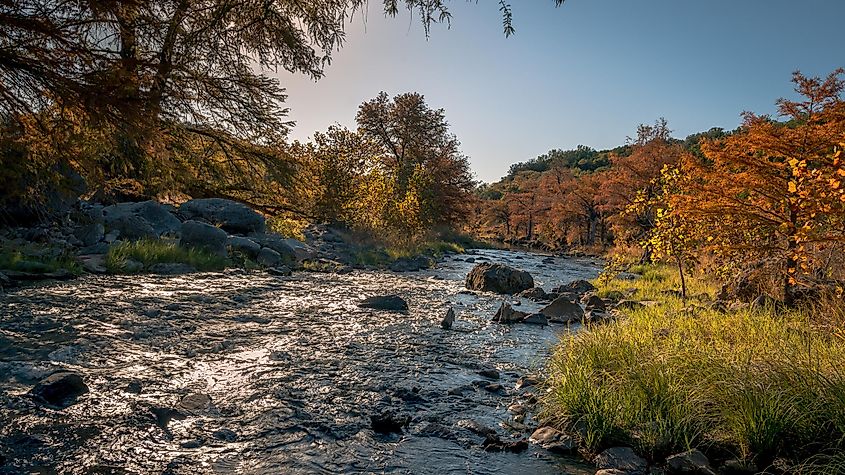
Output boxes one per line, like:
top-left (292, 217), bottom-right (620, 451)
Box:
top-left (277, 1), bottom-right (845, 182)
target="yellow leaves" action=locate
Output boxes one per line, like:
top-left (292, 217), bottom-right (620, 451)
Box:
top-left (788, 181), bottom-right (798, 193)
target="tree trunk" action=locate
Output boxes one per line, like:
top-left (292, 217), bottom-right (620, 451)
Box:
top-left (676, 255), bottom-right (687, 301)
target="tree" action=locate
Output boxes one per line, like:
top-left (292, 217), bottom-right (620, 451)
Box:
top-left (680, 69), bottom-right (845, 304)
top-left (356, 92), bottom-right (474, 231)
top-left (599, 118), bottom-right (686, 261)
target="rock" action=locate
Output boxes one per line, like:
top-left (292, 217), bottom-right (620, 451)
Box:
top-left (177, 392), bottom-right (211, 415)
top-left (227, 236), bottom-right (261, 258)
top-left (267, 266), bottom-right (292, 276)
top-left (74, 223), bottom-right (105, 247)
top-left (477, 368), bottom-right (500, 380)
top-left (595, 447), bottom-right (648, 474)
top-left (492, 301), bottom-right (529, 323)
top-left (125, 381), bottom-right (143, 394)
top-left (482, 434), bottom-right (528, 453)
top-left (540, 296), bottom-right (585, 323)
top-left (529, 426), bottom-right (577, 454)
top-left (249, 234), bottom-right (297, 264)
top-left (584, 294), bottom-right (607, 311)
top-left (390, 255), bottom-right (435, 272)
top-left (180, 439), bottom-right (204, 449)
top-left (585, 310), bottom-right (609, 323)
top-left (371, 410), bottom-right (409, 434)
top-left (103, 230), bottom-right (120, 243)
top-left (441, 307), bottom-right (456, 329)
top-left (465, 263), bottom-right (534, 294)
top-left (542, 257), bottom-right (556, 264)
top-left (78, 254), bottom-right (107, 274)
top-left (180, 220), bottom-right (228, 257)
top-left (720, 459), bottom-right (757, 475)
top-left (358, 295), bottom-right (409, 312)
top-left (553, 279), bottom-right (596, 296)
top-left (257, 247), bottom-right (283, 267)
top-left (457, 419), bottom-right (497, 436)
top-left (615, 300), bottom-right (647, 311)
top-left (148, 263), bottom-right (197, 275)
top-left (103, 201), bottom-right (181, 237)
top-left (595, 470), bottom-right (627, 475)
top-left (107, 214), bottom-right (157, 241)
top-left (522, 313), bottom-right (549, 325)
top-left (29, 371), bottom-right (89, 408)
top-left (518, 287), bottom-right (549, 301)
top-left (122, 259), bottom-right (144, 273)
top-left (180, 198), bottom-right (266, 234)
top-left (212, 428), bottom-right (238, 442)
top-left (515, 375), bottom-right (539, 389)
top-left (665, 449), bottom-right (716, 474)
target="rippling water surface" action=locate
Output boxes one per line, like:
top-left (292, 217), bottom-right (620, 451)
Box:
top-left (0, 249), bottom-right (600, 474)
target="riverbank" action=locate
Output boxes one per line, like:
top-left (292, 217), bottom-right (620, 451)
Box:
top-left (542, 265), bottom-right (845, 474)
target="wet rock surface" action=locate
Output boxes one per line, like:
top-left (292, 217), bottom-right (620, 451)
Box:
top-left (0, 249), bottom-right (598, 474)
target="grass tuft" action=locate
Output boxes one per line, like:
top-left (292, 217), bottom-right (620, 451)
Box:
top-left (105, 238), bottom-right (228, 273)
top-left (0, 243), bottom-right (82, 275)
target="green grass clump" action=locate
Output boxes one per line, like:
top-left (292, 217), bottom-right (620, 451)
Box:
top-left (544, 265), bottom-right (845, 471)
top-left (351, 239), bottom-right (465, 267)
top-left (105, 239), bottom-right (228, 273)
top-left (0, 243), bottom-right (82, 275)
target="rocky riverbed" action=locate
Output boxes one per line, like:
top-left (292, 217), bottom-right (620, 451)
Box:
top-left (0, 249), bottom-right (601, 474)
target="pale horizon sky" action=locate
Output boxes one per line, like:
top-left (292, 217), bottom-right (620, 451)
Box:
top-left (275, 1), bottom-right (845, 183)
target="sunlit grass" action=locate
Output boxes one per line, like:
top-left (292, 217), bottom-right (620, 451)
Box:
top-left (105, 238), bottom-right (228, 273)
top-left (543, 265), bottom-right (845, 471)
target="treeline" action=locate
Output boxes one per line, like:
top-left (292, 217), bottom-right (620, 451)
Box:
top-left (476, 70), bottom-right (845, 303)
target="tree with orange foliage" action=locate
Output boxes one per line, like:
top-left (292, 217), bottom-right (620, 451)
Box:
top-left (599, 118), bottom-right (688, 261)
top-left (680, 69), bottom-right (845, 304)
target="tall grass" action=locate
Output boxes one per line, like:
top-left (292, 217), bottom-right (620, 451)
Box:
top-left (543, 265), bottom-right (845, 471)
top-left (106, 239), bottom-right (228, 273)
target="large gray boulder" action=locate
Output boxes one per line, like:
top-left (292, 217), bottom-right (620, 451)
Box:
top-left (180, 220), bottom-right (227, 257)
top-left (73, 222), bottom-right (105, 247)
top-left (103, 201), bottom-right (181, 237)
top-left (492, 302), bottom-right (528, 323)
top-left (466, 263), bottom-right (534, 294)
top-left (180, 198), bottom-right (265, 234)
top-left (540, 296), bottom-right (584, 323)
top-left (107, 215), bottom-right (157, 241)
top-left (665, 449), bottom-right (716, 475)
top-left (256, 248), bottom-right (283, 267)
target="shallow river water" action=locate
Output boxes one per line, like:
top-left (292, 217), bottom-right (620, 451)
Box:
top-left (0, 249), bottom-right (600, 475)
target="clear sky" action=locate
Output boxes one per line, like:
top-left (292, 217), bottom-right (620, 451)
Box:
top-left (277, 0), bottom-right (845, 183)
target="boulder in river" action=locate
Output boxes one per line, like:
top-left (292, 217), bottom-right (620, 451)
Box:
top-left (522, 313), bottom-right (549, 325)
top-left (492, 302), bottom-right (528, 323)
top-left (179, 220), bottom-right (228, 257)
top-left (441, 307), bottom-right (456, 329)
top-left (539, 296), bottom-right (584, 323)
top-left (227, 236), bottom-right (261, 259)
top-left (466, 263), bottom-right (534, 294)
top-left (529, 426), bottom-right (577, 454)
top-left (358, 295), bottom-right (409, 312)
top-left (29, 371), bottom-right (88, 408)
top-left (180, 198), bottom-right (266, 234)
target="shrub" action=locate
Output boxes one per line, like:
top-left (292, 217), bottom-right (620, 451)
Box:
top-left (105, 239), bottom-right (228, 273)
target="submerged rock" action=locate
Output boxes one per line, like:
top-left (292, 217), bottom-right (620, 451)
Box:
top-left (465, 263), bottom-right (534, 294)
top-left (522, 313), bottom-right (548, 325)
top-left (30, 371), bottom-right (89, 408)
top-left (358, 295), bottom-right (409, 312)
top-left (552, 279), bottom-right (596, 296)
top-left (482, 433), bottom-right (528, 453)
top-left (529, 426), bottom-right (577, 454)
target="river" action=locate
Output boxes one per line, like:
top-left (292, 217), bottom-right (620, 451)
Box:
top-left (0, 249), bottom-right (601, 474)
